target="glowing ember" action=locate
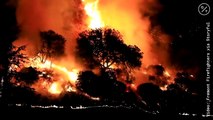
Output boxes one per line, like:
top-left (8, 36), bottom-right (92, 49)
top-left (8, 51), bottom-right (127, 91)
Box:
top-left (48, 82), bottom-right (63, 95)
top-left (160, 85), bottom-right (168, 91)
top-left (65, 85), bottom-right (76, 92)
top-left (164, 71), bottom-right (170, 77)
top-left (130, 84), bottom-right (137, 91)
top-left (103, 63), bottom-right (116, 69)
top-left (83, 0), bottom-right (104, 29)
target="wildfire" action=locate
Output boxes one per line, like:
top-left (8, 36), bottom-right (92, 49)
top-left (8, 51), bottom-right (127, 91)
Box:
top-left (160, 85), bottom-right (168, 91)
top-left (48, 82), bottom-right (63, 95)
top-left (50, 64), bottom-right (79, 85)
top-left (83, 0), bottom-right (104, 29)
top-left (20, 0), bottom-right (106, 96)
top-left (28, 57), bottom-right (79, 95)
top-left (37, 0), bottom-right (105, 95)
top-left (30, 58), bottom-right (79, 84)
top-left (164, 71), bottom-right (170, 77)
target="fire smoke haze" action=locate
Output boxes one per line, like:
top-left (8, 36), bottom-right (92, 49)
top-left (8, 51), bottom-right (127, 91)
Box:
top-left (99, 0), bottom-right (171, 66)
top-left (14, 0), bottom-right (86, 68)
top-left (14, 0), bottom-right (173, 84)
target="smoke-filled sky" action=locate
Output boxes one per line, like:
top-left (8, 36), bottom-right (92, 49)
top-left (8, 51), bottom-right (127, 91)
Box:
top-left (15, 0), bottom-right (86, 56)
top-left (13, 0), bottom-right (87, 69)
top-left (98, 0), bottom-right (171, 67)
top-left (14, 0), bottom-right (171, 68)
top-left (10, 0), bottom-right (211, 83)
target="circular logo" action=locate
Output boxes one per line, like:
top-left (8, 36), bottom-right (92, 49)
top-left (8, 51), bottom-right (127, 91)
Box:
top-left (198, 3), bottom-right (210, 16)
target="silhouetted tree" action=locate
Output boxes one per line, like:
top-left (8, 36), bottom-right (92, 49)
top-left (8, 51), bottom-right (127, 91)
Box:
top-left (98, 70), bottom-right (121, 99)
top-left (0, 44), bottom-right (28, 105)
top-left (16, 67), bottom-right (39, 85)
top-left (39, 30), bottom-right (66, 63)
top-left (169, 72), bottom-right (201, 113)
top-left (8, 45), bottom-right (27, 72)
top-left (7, 85), bottom-right (36, 105)
top-left (174, 72), bottom-right (196, 92)
top-left (75, 28), bottom-right (143, 82)
top-left (76, 70), bottom-right (127, 101)
top-left (76, 71), bottom-right (100, 97)
top-left (7, 45), bottom-right (28, 87)
top-left (160, 72), bottom-right (202, 114)
top-left (0, 0), bottom-right (20, 106)
top-left (146, 64), bottom-right (170, 87)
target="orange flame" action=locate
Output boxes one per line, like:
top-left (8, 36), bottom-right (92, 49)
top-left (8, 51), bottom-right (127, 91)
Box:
top-left (44, 0), bottom-right (105, 95)
top-left (48, 82), bottom-right (63, 95)
top-left (30, 58), bottom-right (79, 85)
top-left (28, 57), bottom-right (78, 95)
top-left (51, 64), bottom-right (79, 85)
top-left (83, 0), bottom-right (104, 29)
top-left (164, 71), bottom-right (170, 77)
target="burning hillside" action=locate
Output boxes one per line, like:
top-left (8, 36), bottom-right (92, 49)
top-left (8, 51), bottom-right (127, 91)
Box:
top-left (0, 0), bottom-right (205, 115)
top-left (15, 0), bottom-right (176, 94)
top-left (12, 0), bottom-right (177, 96)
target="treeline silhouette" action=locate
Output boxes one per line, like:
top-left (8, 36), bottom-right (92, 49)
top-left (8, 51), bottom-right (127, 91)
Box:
top-left (1, 28), bottom-right (205, 115)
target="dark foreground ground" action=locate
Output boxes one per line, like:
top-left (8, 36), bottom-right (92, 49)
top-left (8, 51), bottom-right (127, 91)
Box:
top-left (1, 106), bottom-right (206, 120)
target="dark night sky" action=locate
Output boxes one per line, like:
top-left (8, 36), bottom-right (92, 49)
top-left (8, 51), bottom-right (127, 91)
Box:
top-left (151, 0), bottom-right (212, 76)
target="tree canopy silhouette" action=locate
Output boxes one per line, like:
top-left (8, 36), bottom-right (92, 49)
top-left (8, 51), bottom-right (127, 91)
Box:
top-left (76, 28), bottom-right (142, 83)
top-left (76, 71), bottom-right (100, 97)
top-left (0, 0), bottom-right (20, 105)
top-left (16, 67), bottom-right (39, 85)
top-left (76, 28), bottom-right (143, 70)
top-left (39, 30), bottom-right (66, 63)
top-left (8, 45), bottom-right (27, 71)
top-left (146, 64), bottom-right (170, 87)
top-left (76, 70), bottom-right (126, 99)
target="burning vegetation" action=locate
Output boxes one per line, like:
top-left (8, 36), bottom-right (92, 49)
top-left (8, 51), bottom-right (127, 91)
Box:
top-left (0, 0), bottom-right (205, 114)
